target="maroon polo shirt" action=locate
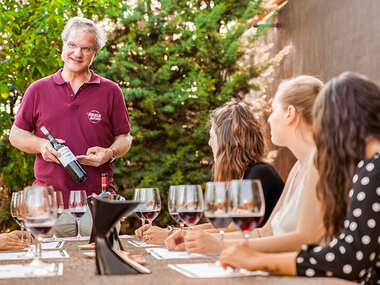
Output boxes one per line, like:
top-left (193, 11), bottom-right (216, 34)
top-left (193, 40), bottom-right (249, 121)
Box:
top-left (14, 69), bottom-right (131, 207)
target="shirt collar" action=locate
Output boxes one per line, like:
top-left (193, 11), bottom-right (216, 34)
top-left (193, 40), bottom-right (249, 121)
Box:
top-left (52, 69), bottom-right (101, 85)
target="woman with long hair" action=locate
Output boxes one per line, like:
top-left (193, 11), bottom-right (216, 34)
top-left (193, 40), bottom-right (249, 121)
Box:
top-left (219, 72), bottom-right (380, 284)
top-left (167, 75), bottom-right (325, 254)
top-left (209, 101), bottom-right (284, 224)
top-left (136, 101), bottom-right (284, 244)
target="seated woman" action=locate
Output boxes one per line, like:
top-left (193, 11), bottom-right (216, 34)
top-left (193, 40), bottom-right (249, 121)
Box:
top-left (136, 101), bottom-right (285, 244)
top-left (167, 75), bottom-right (325, 255)
top-left (0, 230), bottom-right (28, 251)
top-left (219, 72), bottom-right (380, 284)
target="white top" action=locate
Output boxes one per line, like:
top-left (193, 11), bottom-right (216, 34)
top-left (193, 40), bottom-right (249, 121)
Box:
top-left (271, 166), bottom-right (307, 236)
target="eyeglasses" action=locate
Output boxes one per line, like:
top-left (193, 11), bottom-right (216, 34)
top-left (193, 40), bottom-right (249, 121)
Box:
top-left (65, 42), bottom-right (95, 55)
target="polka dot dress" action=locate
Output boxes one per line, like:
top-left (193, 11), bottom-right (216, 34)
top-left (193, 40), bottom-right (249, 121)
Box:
top-left (296, 152), bottom-right (380, 284)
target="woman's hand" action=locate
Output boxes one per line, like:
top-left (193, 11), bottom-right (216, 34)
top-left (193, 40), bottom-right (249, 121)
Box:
top-left (219, 243), bottom-right (262, 271)
top-left (0, 233), bottom-right (27, 251)
top-left (184, 230), bottom-right (221, 255)
top-left (141, 226), bottom-right (169, 244)
top-left (165, 230), bottom-right (185, 251)
top-left (9, 230), bottom-right (29, 241)
top-left (135, 224), bottom-right (150, 239)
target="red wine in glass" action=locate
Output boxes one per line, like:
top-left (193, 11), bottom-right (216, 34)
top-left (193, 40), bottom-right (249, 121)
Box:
top-left (231, 214), bottom-right (262, 232)
top-left (207, 215), bottom-right (231, 230)
top-left (71, 211), bottom-right (86, 219)
top-left (170, 212), bottom-right (182, 224)
top-left (228, 179), bottom-right (265, 244)
top-left (178, 210), bottom-right (203, 226)
top-left (27, 220), bottom-right (55, 236)
top-left (135, 211), bottom-right (145, 220)
top-left (69, 190), bottom-right (88, 239)
top-left (140, 210), bottom-right (159, 221)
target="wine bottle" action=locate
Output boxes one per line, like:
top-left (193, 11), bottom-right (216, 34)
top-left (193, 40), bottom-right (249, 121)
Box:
top-left (99, 173), bottom-right (111, 198)
top-left (40, 126), bottom-right (88, 184)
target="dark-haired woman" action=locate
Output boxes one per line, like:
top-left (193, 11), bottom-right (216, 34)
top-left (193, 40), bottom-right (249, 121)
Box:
top-left (219, 72), bottom-right (380, 285)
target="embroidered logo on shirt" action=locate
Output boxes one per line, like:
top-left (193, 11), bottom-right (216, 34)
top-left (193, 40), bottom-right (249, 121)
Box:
top-left (87, 110), bottom-right (102, 123)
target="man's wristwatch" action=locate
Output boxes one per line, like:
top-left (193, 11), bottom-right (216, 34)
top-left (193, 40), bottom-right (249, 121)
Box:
top-left (108, 148), bottom-right (117, 164)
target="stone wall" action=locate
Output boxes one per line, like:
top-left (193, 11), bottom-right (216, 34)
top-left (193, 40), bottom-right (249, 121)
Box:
top-left (247, 0), bottom-right (380, 180)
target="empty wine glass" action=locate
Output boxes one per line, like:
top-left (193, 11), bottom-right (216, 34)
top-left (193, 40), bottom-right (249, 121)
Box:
top-left (138, 188), bottom-right (161, 228)
top-left (22, 185), bottom-right (57, 273)
top-left (133, 188), bottom-right (146, 234)
top-left (177, 185), bottom-right (204, 230)
top-left (168, 185), bottom-right (184, 229)
top-left (10, 191), bottom-right (24, 241)
top-left (69, 190), bottom-right (87, 239)
top-left (204, 182), bottom-right (231, 248)
top-left (16, 190), bottom-right (34, 258)
top-left (228, 179), bottom-right (265, 244)
top-left (52, 191), bottom-right (63, 240)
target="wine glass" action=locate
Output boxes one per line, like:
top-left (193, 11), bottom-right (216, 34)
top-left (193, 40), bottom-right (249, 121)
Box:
top-left (168, 185), bottom-right (184, 229)
top-left (133, 188), bottom-right (146, 233)
top-left (69, 190), bottom-right (87, 239)
top-left (10, 191), bottom-right (24, 241)
top-left (204, 182), bottom-right (231, 248)
top-left (16, 190), bottom-right (35, 258)
top-left (228, 179), bottom-right (265, 244)
top-left (52, 191), bottom-right (64, 240)
top-left (22, 186), bottom-right (57, 273)
top-left (177, 185), bottom-right (204, 230)
top-left (138, 188), bottom-right (161, 228)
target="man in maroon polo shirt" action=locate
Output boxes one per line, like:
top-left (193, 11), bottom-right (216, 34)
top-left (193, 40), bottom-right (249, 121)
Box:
top-left (9, 17), bottom-right (132, 237)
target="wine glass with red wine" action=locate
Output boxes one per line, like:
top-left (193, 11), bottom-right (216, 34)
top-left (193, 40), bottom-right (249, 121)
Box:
top-left (204, 182), bottom-right (231, 248)
top-left (168, 185), bottom-right (184, 229)
top-left (177, 185), bottom-right (204, 230)
top-left (22, 185), bottom-right (57, 273)
top-left (52, 191), bottom-right (64, 240)
top-left (139, 188), bottom-right (161, 228)
top-left (69, 190), bottom-right (88, 239)
top-left (228, 179), bottom-right (265, 244)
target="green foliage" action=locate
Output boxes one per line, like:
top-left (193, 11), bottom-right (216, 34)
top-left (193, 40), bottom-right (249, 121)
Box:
top-left (0, 0), bottom-right (267, 232)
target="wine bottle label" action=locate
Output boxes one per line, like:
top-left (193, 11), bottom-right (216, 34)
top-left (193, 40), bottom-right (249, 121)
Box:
top-left (57, 146), bottom-right (77, 167)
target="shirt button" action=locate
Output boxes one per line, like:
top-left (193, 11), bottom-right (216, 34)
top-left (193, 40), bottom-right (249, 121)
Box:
top-left (70, 94), bottom-right (74, 97)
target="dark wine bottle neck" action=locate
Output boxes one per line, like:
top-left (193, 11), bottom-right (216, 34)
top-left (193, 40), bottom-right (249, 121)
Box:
top-left (45, 132), bottom-right (59, 147)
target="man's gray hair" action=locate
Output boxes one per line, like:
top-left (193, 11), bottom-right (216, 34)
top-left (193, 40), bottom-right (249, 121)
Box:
top-left (61, 17), bottom-right (107, 52)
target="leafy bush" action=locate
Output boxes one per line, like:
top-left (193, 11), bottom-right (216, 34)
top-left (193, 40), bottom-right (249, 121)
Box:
top-left (0, 0), bottom-right (267, 233)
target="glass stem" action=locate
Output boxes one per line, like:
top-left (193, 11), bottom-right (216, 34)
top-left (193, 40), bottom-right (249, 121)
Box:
top-left (76, 218), bottom-right (81, 238)
top-left (38, 237), bottom-right (42, 260)
top-left (180, 222), bottom-right (184, 231)
top-left (244, 232), bottom-right (250, 245)
top-left (220, 230), bottom-right (225, 250)
top-left (27, 230), bottom-right (33, 254)
top-left (148, 221), bottom-right (152, 228)
top-left (20, 225), bottom-right (24, 242)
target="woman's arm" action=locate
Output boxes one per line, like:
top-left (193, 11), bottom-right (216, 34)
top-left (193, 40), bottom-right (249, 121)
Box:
top-left (219, 242), bottom-right (297, 275)
top-left (246, 158), bottom-right (324, 252)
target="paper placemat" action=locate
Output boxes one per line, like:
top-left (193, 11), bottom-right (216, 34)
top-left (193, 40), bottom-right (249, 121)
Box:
top-left (0, 250), bottom-right (69, 261)
top-left (119, 235), bottom-right (133, 239)
top-left (26, 241), bottom-right (65, 251)
top-left (128, 240), bottom-right (162, 248)
top-left (168, 263), bottom-right (269, 278)
top-left (147, 248), bottom-right (210, 260)
top-left (43, 236), bottom-right (90, 242)
top-left (0, 263), bottom-right (63, 279)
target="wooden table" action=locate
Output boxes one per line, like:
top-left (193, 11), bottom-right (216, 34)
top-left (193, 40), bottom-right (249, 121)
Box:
top-left (0, 238), bottom-right (355, 285)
